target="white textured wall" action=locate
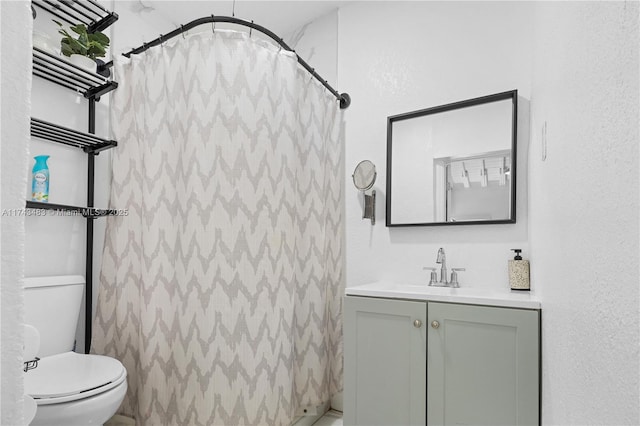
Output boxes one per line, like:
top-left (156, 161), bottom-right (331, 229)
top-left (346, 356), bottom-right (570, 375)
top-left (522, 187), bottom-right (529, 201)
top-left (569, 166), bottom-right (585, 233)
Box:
top-left (336, 1), bottom-right (533, 289)
top-left (0, 1), bottom-right (31, 423)
top-left (111, 1), bottom-right (175, 54)
top-left (529, 2), bottom-right (639, 424)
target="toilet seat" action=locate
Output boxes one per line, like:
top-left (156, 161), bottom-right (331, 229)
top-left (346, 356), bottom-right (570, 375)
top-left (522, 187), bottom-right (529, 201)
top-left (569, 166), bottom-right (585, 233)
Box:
top-left (25, 352), bottom-right (127, 405)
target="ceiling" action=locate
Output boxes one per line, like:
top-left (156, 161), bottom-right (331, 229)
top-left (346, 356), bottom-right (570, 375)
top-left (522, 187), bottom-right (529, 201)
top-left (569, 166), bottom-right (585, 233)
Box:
top-left (139, 1), bottom-right (350, 37)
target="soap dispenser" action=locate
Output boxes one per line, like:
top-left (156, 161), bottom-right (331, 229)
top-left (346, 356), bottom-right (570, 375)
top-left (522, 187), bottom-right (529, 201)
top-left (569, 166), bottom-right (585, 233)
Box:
top-left (508, 249), bottom-right (530, 291)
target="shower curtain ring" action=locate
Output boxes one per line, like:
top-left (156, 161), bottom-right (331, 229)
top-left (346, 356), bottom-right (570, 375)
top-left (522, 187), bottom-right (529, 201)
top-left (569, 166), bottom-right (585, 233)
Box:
top-left (250, 20), bottom-right (254, 38)
top-left (158, 34), bottom-right (164, 46)
top-left (181, 25), bottom-right (186, 39)
top-left (211, 15), bottom-right (215, 33)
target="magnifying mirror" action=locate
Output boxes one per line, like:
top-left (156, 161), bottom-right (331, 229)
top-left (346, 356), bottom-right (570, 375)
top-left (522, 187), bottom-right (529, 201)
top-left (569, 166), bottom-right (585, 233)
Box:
top-left (352, 160), bottom-right (377, 225)
top-left (353, 160), bottom-right (376, 190)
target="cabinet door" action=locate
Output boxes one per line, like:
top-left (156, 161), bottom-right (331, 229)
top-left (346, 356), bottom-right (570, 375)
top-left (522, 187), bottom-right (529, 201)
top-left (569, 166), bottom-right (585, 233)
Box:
top-left (344, 296), bottom-right (427, 426)
top-left (427, 302), bottom-right (539, 426)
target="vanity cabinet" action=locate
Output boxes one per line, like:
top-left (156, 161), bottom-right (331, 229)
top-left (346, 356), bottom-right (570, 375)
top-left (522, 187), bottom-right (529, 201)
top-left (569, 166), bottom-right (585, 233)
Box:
top-left (344, 296), bottom-right (540, 426)
top-left (427, 301), bottom-right (539, 426)
top-left (344, 296), bottom-right (427, 426)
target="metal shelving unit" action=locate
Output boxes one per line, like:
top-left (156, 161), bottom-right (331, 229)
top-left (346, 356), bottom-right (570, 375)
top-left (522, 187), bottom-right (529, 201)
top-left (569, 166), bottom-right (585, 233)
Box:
top-left (29, 0), bottom-right (119, 354)
top-left (32, 0), bottom-right (118, 33)
top-left (33, 47), bottom-right (117, 99)
top-left (31, 117), bottom-right (117, 153)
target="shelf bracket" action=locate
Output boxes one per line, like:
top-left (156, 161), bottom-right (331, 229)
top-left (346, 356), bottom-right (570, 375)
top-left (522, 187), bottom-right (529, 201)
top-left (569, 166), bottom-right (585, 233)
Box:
top-left (82, 140), bottom-right (118, 154)
top-left (85, 81), bottom-right (119, 100)
top-left (88, 12), bottom-right (119, 33)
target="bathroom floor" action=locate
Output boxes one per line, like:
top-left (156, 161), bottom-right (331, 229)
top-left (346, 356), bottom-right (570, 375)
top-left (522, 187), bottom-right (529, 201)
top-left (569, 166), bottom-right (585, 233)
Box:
top-left (312, 410), bottom-right (343, 426)
top-left (105, 414), bottom-right (135, 426)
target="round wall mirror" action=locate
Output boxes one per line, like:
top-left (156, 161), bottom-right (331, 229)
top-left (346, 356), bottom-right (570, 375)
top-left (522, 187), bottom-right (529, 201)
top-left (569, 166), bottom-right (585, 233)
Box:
top-left (352, 160), bottom-right (377, 191)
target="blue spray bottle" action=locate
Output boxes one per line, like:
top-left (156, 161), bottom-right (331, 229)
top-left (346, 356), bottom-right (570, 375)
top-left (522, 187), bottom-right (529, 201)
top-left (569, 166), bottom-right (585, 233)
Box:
top-left (32, 155), bottom-right (50, 202)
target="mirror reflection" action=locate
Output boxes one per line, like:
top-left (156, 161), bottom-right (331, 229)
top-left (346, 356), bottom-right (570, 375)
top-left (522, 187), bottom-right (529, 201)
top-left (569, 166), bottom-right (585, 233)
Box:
top-left (386, 90), bottom-right (517, 226)
top-left (353, 160), bottom-right (377, 191)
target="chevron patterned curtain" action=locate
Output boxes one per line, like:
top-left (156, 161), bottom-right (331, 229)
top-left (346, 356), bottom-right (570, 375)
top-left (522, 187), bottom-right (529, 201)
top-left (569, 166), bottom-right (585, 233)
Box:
top-left (92, 31), bottom-right (344, 426)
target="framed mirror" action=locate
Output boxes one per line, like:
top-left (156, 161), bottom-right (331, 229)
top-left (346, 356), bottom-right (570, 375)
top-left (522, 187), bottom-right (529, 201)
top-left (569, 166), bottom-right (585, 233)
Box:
top-left (386, 90), bottom-right (517, 226)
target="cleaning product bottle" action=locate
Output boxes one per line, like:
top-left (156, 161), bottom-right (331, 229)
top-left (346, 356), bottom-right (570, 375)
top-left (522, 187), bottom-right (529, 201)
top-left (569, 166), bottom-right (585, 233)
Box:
top-left (509, 249), bottom-right (530, 291)
top-left (32, 155), bottom-right (50, 202)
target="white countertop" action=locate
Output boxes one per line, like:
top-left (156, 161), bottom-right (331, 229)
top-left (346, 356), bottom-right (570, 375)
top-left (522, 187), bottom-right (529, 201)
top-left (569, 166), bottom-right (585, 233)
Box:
top-left (345, 281), bottom-right (541, 309)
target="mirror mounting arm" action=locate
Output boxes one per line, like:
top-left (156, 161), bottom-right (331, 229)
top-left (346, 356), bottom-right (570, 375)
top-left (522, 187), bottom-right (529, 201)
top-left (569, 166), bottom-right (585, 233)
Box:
top-left (363, 190), bottom-right (376, 225)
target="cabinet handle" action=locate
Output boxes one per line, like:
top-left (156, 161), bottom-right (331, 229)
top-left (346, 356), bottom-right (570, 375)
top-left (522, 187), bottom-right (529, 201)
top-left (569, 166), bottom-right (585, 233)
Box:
top-left (413, 319), bottom-right (422, 328)
top-left (431, 320), bottom-right (440, 329)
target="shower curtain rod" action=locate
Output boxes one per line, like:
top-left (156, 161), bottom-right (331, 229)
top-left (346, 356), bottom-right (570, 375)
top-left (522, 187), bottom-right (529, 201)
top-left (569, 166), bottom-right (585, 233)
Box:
top-left (112, 15), bottom-right (351, 109)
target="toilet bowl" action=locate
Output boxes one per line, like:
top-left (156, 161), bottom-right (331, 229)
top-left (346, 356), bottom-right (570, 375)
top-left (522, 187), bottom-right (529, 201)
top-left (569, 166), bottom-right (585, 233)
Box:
top-left (24, 276), bottom-right (128, 425)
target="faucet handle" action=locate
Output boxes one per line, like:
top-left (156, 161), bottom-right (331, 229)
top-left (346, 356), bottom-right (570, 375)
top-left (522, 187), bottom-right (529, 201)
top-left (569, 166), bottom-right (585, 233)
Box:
top-left (423, 267), bottom-right (438, 286)
top-left (450, 268), bottom-right (465, 288)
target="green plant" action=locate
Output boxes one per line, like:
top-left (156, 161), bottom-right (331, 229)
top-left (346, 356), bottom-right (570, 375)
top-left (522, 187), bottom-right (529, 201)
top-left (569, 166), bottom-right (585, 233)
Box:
top-left (54, 20), bottom-right (110, 60)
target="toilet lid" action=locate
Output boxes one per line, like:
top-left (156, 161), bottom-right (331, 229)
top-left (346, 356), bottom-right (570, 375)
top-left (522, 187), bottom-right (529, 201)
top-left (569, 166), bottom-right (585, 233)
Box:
top-left (25, 352), bottom-right (125, 400)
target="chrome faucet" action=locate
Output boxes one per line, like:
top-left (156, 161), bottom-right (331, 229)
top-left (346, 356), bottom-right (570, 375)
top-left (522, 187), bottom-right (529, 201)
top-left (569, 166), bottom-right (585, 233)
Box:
top-left (424, 248), bottom-right (465, 287)
top-left (436, 247), bottom-right (447, 284)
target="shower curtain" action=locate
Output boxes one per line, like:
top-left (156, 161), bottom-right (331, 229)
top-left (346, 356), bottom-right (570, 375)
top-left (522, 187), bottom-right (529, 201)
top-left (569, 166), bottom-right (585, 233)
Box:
top-left (92, 31), bottom-right (344, 426)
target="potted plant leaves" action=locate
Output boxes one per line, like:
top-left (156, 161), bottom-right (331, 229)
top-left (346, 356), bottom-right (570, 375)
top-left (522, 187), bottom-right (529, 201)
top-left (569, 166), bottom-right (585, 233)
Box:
top-left (54, 20), bottom-right (110, 76)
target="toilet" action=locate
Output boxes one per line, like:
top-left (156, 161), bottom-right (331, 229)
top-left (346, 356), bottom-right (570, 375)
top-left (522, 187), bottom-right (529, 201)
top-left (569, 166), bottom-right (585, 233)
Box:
top-left (24, 275), bottom-right (127, 426)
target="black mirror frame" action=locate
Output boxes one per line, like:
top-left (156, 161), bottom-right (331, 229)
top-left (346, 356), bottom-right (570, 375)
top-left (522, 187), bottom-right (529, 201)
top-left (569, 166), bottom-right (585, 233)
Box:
top-left (385, 89), bottom-right (518, 227)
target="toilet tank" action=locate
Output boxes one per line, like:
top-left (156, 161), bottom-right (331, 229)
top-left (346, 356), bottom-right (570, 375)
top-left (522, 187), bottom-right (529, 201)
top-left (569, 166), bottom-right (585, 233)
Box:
top-left (24, 275), bottom-right (85, 357)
